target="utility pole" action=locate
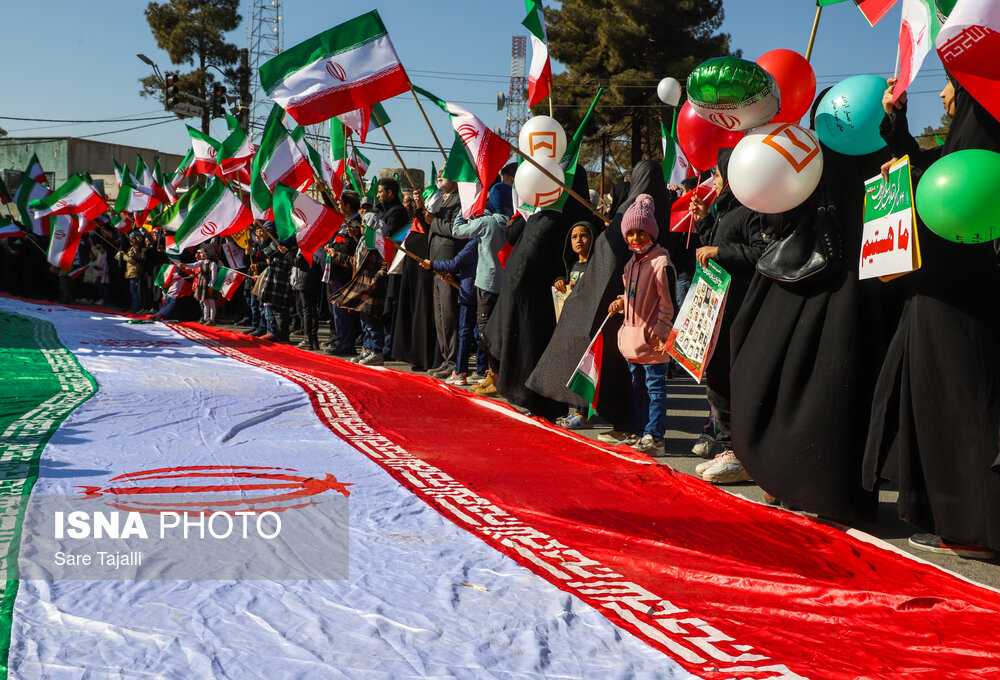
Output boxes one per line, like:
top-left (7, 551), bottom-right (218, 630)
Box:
top-left (238, 48), bottom-right (250, 130)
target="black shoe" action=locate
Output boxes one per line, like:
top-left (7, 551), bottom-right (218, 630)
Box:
top-left (908, 533), bottom-right (998, 559)
top-left (247, 328), bottom-right (266, 337)
top-left (236, 316), bottom-right (251, 325)
top-left (326, 347), bottom-right (357, 357)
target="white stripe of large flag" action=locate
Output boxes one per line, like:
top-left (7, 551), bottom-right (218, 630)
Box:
top-left (259, 10), bottom-right (410, 126)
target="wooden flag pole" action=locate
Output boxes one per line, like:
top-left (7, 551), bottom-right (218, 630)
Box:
top-left (410, 87), bottom-right (449, 162)
top-left (370, 107), bottom-right (417, 191)
top-left (312, 173), bottom-right (459, 291)
top-left (508, 143), bottom-right (608, 225)
top-left (24, 233), bottom-right (49, 257)
top-left (805, 6), bottom-right (823, 62)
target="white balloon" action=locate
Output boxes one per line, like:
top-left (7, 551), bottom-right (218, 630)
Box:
top-left (727, 123), bottom-right (823, 214)
top-left (513, 157), bottom-right (565, 209)
top-left (518, 116), bottom-right (567, 161)
top-left (657, 77), bottom-right (682, 106)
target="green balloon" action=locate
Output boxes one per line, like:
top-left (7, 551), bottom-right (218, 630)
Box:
top-left (686, 57), bottom-right (775, 108)
top-left (915, 149), bottom-right (1000, 244)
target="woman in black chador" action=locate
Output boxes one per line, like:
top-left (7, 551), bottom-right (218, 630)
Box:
top-left (729, 90), bottom-right (895, 523)
top-left (861, 72), bottom-right (1000, 558)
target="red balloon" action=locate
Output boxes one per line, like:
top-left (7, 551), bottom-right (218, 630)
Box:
top-left (756, 49), bottom-right (816, 125)
top-left (677, 101), bottom-right (745, 172)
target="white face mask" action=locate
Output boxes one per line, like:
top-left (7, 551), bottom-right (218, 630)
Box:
top-left (628, 240), bottom-right (654, 254)
top-left (435, 176), bottom-right (448, 190)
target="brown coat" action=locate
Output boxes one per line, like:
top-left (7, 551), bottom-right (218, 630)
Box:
top-left (329, 249), bottom-right (386, 316)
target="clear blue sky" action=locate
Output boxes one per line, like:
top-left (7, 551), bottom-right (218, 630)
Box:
top-left (2, 1), bottom-right (948, 178)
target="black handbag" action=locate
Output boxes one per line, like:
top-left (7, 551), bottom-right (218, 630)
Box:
top-left (756, 198), bottom-right (842, 285)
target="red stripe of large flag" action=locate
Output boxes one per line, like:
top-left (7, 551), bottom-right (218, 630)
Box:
top-left (258, 10), bottom-right (410, 126)
top-left (46, 214), bottom-right (83, 270)
top-left (272, 183), bottom-right (344, 262)
top-left (173, 179), bottom-right (253, 253)
top-left (522, 0), bottom-right (553, 108)
top-left (186, 126), bottom-right (223, 176)
top-left (28, 174), bottom-right (108, 222)
top-left (937, 0), bottom-right (1000, 124)
top-left (414, 85), bottom-right (512, 219)
top-left (250, 104), bottom-right (315, 219)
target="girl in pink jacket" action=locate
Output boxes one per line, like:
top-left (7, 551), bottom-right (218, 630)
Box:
top-left (608, 194), bottom-right (676, 454)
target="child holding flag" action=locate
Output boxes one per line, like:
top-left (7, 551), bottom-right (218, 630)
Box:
top-left (607, 194), bottom-right (676, 454)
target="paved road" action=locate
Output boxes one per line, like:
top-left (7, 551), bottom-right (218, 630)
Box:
top-left (237, 321), bottom-right (1000, 592)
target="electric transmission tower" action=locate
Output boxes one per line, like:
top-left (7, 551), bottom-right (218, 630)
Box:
top-left (503, 36), bottom-right (529, 145)
top-left (245, 0), bottom-right (283, 135)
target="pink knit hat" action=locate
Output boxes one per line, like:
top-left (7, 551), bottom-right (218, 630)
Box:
top-left (621, 193), bottom-right (658, 240)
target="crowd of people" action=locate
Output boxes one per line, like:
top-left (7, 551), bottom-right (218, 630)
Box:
top-left (1, 74), bottom-right (998, 562)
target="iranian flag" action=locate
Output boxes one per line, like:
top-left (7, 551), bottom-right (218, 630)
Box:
top-left (337, 101), bottom-right (390, 143)
top-left (154, 263), bottom-right (184, 287)
top-left (46, 214), bottom-right (83, 270)
top-left (937, 0), bottom-right (1000, 123)
top-left (258, 10), bottom-right (410, 126)
top-left (0, 217), bottom-right (26, 238)
top-left (186, 126), bottom-right (223, 176)
top-left (152, 159), bottom-right (177, 204)
top-left (670, 174), bottom-right (718, 233)
top-left (28, 174), bottom-right (108, 222)
top-left (661, 109), bottom-right (693, 186)
top-left (363, 219), bottom-right (405, 264)
top-left (14, 175), bottom-right (51, 237)
top-left (415, 85), bottom-right (512, 219)
top-left (218, 115), bottom-right (256, 177)
top-left (566, 317), bottom-right (609, 418)
top-left (114, 165), bottom-right (159, 214)
top-left (110, 212), bottom-right (134, 234)
top-left (153, 184), bottom-right (206, 233)
top-left (818, 0), bottom-right (899, 26)
top-left (170, 150), bottom-right (195, 192)
top-left (348, 147), bottom-right (370, 176)
top-left (67, 264), bottom-right (90, 280)
top-left (133, 156), bottom-right (158, 199)
top-left (0, 176), bottom-right (12, 204)
top-left (211, 266), bottom-right (247, 300)
top-left (895, 0), bottom-right (944, 102)
top-left (273, 184), bottom-right (344, 261)
top-left (23, 153), bottom-right (48, 185)
top-left (250, 104), bottom-right (315, 219)
top-left (173, 179), bottom-right (253, 253)
top-left (522, 0), bottom-right (553, 108)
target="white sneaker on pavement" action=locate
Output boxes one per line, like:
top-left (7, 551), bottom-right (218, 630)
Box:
top-left (631, 434), bottom-right (661, 454)
top-left (695, 452), bottom-right (727, 475)
top-left (701, 450), bottom-right (752, 484)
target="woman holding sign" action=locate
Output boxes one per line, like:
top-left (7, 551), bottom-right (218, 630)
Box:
top-left (861, 73), bottom-right (1000, 559)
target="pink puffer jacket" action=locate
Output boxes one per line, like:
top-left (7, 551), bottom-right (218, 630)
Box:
top-left (617, 244), bottom-right (675, 364)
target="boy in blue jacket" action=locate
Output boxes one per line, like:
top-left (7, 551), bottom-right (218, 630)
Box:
top-left (421, 238), bottom-right (484, 385)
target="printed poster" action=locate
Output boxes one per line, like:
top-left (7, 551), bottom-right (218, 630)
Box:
top-left (860, 156), bottom-right (921, 281)
top-left (665, 260), bottom-right (730, 382)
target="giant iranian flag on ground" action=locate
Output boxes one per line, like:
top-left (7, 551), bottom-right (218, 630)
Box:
top-left (0, 295), bottom-right (999, 679)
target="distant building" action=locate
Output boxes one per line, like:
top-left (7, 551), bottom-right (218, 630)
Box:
top-left (378, 167), bottom-right (425, 193)
top-left (0, 137), bottom-right (186, 199)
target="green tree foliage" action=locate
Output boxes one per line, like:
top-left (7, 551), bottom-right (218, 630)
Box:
top-left (546, 0), bottom-right (735, 176)
top-left (139, 0), bottom-right (242, 133)
top-left (919, 113), bottom-right (952, 150)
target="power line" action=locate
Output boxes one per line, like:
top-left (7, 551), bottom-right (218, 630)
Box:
top-left (0, 113), bottom-right (176, 124)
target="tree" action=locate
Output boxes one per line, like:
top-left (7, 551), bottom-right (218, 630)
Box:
top-left (919, 113), bottom-right (951, 150)
top-left (139, 0), bottom-right (242, 134)
top-left (546, 0), bottom-right (736, 172)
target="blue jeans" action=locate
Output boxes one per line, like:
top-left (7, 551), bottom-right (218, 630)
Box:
top-left (263, 304), bottom-right (278, 334)
top-left (250, 294), bottom-right (263, 330)
top-left (456, 303), bottom-right (487, 375)
top-left (128, 279), bottom-right (140, 310)
top-left (360, 312), bottom-right (385, 354)
top-left (675, 271), bottom-right (692, 308)
top-left (628, 362), bottom-right (668, 440)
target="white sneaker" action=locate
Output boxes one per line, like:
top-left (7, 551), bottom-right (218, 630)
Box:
top-left (351, 349), bottom-right (372, 364)
top-left (631, 434), bottom-right (661, 454)
top-left (358, 352), bottom-right (384, 366)
top-left (701, 451), bottom-right (752, 484)
top-left (691, 434), bottom-right (716, 458)
top-left (695, 452), bottom-right (727, 475)
top-left (467, 372), bottom-right (487, 385)
top-left (445, 372), bottom-right (468, 386)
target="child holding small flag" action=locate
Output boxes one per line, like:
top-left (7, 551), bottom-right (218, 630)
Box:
top-left (607, 194), bottom-right (676, 454)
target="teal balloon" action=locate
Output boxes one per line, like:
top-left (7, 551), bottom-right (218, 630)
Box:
top-left (916, 149), bottom-right (1000, 244)
top-left (814, 75), bottom-right (888, 155)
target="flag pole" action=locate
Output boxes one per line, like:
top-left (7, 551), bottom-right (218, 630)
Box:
top-left (311, 173), bottom-right (459, 291)
top-left (370, 107), bottom-right (417, 192)
top-left (410, 87), bottom-right (449, 162)
top-left (805, 6), bottom-right (823, 62)
top-left (508, 143), bottom-right (608, 225)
